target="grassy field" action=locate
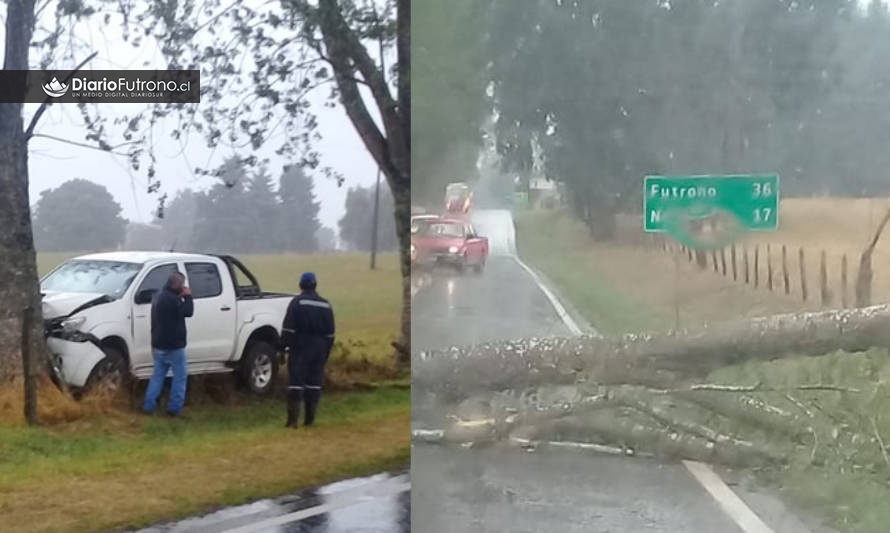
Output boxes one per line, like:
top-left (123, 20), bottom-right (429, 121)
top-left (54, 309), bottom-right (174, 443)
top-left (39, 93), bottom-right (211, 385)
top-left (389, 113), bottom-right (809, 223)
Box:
top-left (515, 205), bottom-right (890, 533)
top-left (0, 252), bottom-right (408, 532)
top-left (518, 198), bottom-right (890, 335)
top-left (516, 210), bottom-right (819, 334)
top-left (0, 386), bottom-right (409, 533)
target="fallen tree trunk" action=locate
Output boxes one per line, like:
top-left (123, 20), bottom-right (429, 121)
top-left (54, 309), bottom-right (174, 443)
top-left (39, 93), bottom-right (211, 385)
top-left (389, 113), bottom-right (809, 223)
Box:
top-left (413, 305), bottom-right (890, 400)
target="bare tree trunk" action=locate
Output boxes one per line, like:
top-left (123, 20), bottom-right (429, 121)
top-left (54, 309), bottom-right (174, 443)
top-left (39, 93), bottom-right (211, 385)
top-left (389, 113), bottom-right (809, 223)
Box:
top-left (855, 209), bottom-right (890, 308)
top-left (316, 0), bottom-right (411, 366)
top-left (0, 0), bottom-right (46, 385)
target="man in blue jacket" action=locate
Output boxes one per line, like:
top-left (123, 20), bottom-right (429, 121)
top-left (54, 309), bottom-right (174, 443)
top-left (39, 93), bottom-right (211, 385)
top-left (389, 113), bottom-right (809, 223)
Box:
top-left (281, 272), bottom-right (335, 428)
top-left (143, 271), bottom-right (194, 417)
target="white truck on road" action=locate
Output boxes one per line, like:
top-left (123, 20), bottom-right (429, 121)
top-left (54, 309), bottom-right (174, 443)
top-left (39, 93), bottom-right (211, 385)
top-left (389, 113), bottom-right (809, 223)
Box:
top-left (41, 252), bottom-right (293, 395)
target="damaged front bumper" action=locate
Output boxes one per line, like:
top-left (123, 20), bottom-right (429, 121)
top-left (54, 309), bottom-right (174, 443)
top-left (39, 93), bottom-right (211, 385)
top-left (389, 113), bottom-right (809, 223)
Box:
top-left (44, 320), bottom-right (105, 388)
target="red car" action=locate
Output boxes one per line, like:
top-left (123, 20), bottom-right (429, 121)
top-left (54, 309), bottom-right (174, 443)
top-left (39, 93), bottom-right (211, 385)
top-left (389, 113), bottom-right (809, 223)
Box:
top-left (412, 218), bottom-right (488, 274)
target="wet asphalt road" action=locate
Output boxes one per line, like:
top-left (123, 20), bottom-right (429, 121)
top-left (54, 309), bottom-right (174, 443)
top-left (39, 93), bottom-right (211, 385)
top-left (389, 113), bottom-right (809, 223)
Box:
top-left (411, 255), bottom-right (746, 532)
top-left (131, 471), bottom-right (410, 533)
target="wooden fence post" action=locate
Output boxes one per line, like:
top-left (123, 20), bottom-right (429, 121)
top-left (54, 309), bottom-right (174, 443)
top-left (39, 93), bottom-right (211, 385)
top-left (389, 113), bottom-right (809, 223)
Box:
top-left (754, 245), bottom-right (760, 288)
top-left (720, 247), bottom-right (727, 277)
top-left (781, 245), bottom-right (790, 294)
top-left (799, 247), bottom-right (808, 302)
top-left (820, 250), bottom-right (830, 306)
top-left (744, 245), bottom-right (750, 284)
top-left (731, 244), bottom-right (738, 281)
top-left (712, 249), bottom-right (719, 273)
top-left (22, 306), bottom-right (36, 426)
top-left (842, 254), bottom-right (848, 308)
top-left (767, 244), bottom-right (773, 291)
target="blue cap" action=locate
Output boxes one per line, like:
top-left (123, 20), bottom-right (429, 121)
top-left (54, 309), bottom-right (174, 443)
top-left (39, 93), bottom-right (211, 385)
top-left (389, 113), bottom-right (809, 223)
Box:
top-left (300, 272), bottom-right (317, 286)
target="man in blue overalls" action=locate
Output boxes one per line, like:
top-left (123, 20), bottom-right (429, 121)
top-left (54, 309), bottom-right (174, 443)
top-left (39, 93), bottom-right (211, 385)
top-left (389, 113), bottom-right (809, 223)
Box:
top-left (281, 272), bottom-right (336, 428)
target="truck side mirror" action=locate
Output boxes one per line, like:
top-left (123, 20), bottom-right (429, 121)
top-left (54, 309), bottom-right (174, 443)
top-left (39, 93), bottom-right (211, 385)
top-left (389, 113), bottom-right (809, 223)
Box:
top-left (135, 289), bottom-right (156, 305)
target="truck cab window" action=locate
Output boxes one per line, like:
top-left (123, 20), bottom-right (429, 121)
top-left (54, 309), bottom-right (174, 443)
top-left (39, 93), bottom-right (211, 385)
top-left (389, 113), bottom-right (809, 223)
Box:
top-left (136, 264), bottom-right (180, 302)
top-left (185, 263), bottom-right (223, 299)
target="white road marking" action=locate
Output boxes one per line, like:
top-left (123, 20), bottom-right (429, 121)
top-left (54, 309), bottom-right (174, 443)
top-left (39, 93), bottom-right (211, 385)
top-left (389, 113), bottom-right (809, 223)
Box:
top-left (512, 255), bottom-right (585, 336)
top-left (683, 461), bottom-right (776, 533)
top-left (508, 208), bottom-right (782, 533)
top-left (219, 480), bottom-right (410, 533)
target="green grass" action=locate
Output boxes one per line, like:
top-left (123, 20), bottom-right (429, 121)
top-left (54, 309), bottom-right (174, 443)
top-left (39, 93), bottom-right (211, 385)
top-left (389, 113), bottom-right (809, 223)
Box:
top-left (514, 211), bottom-right (666, 333)
top-left (0, 386), bottom-right (409, 533)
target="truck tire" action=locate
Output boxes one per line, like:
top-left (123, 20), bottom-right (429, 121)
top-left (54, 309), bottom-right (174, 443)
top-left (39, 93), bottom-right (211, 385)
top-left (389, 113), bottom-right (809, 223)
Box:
top-left (240, 341), bottom-right (279, 396)
top-left (82, 345), bottom-right (130, 397)
top-left (456, 254), bottom-right (467, 275)
top-left (473, 258), bottom-right (486, 274)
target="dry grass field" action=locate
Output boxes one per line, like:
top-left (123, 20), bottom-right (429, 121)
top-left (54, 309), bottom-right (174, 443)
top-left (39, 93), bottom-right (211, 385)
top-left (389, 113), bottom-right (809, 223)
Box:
top-left (517, 198), bottom-right (890, 334)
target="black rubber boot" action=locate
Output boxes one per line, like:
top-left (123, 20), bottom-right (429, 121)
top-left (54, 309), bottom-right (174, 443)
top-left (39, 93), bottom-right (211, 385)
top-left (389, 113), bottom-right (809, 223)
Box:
top-left (285, 398), bottom-right (300, 428)
top-left (304, 391), bottom-right (319, 426)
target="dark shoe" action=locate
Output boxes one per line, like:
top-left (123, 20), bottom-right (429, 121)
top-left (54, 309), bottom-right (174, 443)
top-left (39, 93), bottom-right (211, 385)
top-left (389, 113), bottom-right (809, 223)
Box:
top-left (286, 399), bottom-right (300, 428)
top-left (166, 411), bottom-right (187, 419)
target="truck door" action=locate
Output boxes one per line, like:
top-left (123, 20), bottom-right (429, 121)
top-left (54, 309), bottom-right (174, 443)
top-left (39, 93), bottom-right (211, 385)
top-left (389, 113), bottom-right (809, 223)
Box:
top-left (466, 224), bottom-right (482, 262)
top-left (131, 262), bottom-right (181, 374)
top-left (184, 261), bottom-right (237, 363)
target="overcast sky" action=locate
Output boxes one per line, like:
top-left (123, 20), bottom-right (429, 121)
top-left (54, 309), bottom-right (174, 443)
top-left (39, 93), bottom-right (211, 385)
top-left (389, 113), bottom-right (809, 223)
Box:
top-left (12, 5), bottom-right (385, 232)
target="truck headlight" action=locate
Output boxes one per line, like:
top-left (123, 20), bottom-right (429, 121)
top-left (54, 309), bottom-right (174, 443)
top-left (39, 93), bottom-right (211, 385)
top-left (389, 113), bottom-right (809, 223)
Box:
top-left (61, 316), bottom-right (86, 333)
top-left (448, 246), bottom-right (459, 254)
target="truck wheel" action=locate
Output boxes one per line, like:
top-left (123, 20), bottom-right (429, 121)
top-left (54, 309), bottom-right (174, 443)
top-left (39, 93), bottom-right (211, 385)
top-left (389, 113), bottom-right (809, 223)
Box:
top-left (473, 259), bottom-right (486, 274)
top-left (240, 341), bottom-right (279, 396)
top-left (83, 346), bottom-right (130, 397)
top-left (456, 254), bottom-right (467, 275)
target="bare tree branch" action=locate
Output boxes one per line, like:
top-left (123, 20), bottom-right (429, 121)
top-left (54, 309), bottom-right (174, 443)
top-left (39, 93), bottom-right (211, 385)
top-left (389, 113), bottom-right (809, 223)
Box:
top-left (30, 133), bottom-right (136, 155)
top-left (311, 0), bottom-right (397, 179)
top-left (24, 50), bottom-right (98, 140)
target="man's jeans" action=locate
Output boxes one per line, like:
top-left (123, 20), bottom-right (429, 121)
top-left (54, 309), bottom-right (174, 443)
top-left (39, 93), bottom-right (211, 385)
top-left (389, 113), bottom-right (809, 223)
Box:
top-left (143, 348), bottom-right (187, 415)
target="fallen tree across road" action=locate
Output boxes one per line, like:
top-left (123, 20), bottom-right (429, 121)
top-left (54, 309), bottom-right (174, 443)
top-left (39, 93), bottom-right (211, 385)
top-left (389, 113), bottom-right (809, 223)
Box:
top-left (412, 304), bottom-right (890, 482)
top-left (413, 304), bottom-right (890, 402)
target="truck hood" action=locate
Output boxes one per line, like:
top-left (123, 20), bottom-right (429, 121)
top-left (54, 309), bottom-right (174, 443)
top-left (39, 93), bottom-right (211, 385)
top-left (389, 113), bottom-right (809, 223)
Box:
top-left (412, 235), bottom-right (468, 249)
top-left (42, 292), bottom-right (113, 320)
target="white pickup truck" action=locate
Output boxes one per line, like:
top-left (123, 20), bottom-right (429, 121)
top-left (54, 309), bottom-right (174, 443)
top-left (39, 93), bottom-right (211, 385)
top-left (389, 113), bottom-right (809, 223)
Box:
top-left (41, 252), bottom-right (294, 395)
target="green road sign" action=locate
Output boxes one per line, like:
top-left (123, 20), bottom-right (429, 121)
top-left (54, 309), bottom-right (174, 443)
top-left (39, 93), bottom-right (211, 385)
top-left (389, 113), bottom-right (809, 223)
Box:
top-left (644, 174), bottom-right (779, 233)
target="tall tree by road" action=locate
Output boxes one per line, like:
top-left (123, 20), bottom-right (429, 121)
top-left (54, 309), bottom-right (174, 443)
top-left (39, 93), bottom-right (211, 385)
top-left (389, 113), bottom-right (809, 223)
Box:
top-left (0, 0), bottom-right (46, 382)
top-left (483, 0), bottom-right (888, 239)
top-left (244, 165), bottom-right (282, 253)
top-left (0, 0), bottom-right (411, 383)
top-left (413, 0), bottom-right (491, 204)
top-left (33, 179), bottom-right (126, 252)
top-left (278, 165), bottom-right (321, 253)
top-left (339, 184), bottom-right (397, 252)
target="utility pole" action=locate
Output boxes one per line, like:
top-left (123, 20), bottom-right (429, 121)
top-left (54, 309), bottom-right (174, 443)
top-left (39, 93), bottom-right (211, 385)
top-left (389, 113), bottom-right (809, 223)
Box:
top-left (370, 167), bottom-right (381, 270)
top-left (370, 9), bottom-right (385, 271)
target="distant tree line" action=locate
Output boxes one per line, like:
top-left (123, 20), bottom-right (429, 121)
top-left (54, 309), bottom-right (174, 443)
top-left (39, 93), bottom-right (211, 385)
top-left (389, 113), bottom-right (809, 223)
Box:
top-left (32, 157), bottom-right (396, 253)
top-left (420, 0), bottom-right (890, 239)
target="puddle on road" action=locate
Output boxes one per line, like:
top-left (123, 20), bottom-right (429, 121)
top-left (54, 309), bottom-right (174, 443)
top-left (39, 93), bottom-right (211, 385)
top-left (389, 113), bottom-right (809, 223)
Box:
top-left (129, 471), bottom-right (410, 533)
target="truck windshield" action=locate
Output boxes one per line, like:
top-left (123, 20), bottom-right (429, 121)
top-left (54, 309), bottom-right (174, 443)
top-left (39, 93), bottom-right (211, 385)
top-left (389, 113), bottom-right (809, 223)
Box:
top-left (445, 184), bottom-right (468, 201)
top-left (41, 260), bottom-right (143, 299)
top-left (423, 222), bottom-right (465, 238)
